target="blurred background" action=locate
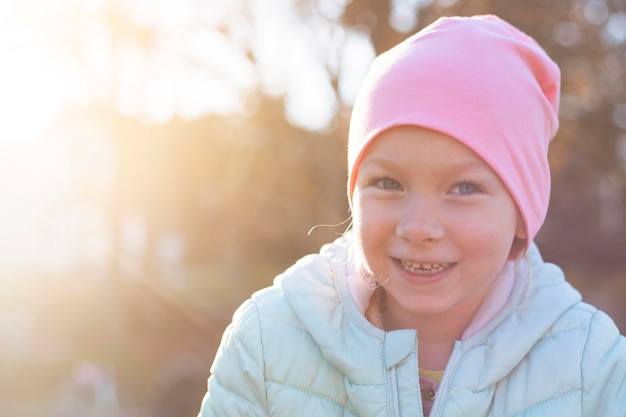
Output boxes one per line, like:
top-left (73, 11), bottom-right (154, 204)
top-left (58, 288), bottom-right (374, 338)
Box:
top-left (1, 0), bottom-right (625, 416)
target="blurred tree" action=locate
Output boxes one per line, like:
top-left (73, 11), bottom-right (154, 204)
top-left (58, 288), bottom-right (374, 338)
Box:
top-left (37, 0), bottom-right (623, 282)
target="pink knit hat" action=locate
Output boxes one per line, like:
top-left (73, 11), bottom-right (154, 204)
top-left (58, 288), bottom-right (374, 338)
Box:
top-left (347, 15), bottom-right (560, 246)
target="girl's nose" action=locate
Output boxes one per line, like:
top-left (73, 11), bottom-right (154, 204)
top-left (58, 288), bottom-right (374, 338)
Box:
top-left (395, 200), bottom-right (445, 244)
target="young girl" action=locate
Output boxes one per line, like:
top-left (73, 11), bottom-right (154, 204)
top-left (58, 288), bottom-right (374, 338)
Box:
top-left (198, 15), bottom-right (626, 417)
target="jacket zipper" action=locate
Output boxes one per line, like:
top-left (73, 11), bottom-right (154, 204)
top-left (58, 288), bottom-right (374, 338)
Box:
top-left (429, 341), bottom-right (463, 417)
top-left (390, 366), bottom-right (401, 417)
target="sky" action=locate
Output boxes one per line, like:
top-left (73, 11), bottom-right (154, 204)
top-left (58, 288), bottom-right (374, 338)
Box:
top-left (0, 0), bottom-right (380, 142)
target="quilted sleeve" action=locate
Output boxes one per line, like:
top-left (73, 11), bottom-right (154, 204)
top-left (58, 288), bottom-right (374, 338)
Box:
top-left (581, 310), bottom-right (626, 417)
top-left (197, 298), bottom-right (268, 417)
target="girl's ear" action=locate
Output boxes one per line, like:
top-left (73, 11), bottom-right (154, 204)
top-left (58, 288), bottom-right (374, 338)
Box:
top-left (508, 214), bottom-right (528, 261)
top-left (508, 237), bottom-right (527, 261)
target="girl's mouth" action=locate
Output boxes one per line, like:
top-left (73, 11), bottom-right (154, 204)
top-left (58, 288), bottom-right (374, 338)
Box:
top-left (400, 260), bottom-right (454, 274)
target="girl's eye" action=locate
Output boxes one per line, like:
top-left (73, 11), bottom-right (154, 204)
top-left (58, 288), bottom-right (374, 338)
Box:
top-left (374, 177), bottom-right (402, 191)
top-left (451, 182), bottom-right (480, 195)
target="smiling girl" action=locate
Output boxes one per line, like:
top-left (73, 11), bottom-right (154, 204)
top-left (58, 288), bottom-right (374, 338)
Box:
top-left (353, 126), bottom-right (526, 373)
top-left (198, 15), bottom-right (626, 417)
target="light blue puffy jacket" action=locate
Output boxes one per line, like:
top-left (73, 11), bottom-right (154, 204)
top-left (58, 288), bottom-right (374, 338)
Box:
top-left (198, 237), bottom-right (626, 416)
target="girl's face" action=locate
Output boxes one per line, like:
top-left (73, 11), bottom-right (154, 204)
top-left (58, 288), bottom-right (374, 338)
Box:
top-left (352, 126), bottom-right (526, 328)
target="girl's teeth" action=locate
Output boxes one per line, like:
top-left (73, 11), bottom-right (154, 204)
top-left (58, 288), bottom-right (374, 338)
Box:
top-left (401, 260), bottom-right (449, 274)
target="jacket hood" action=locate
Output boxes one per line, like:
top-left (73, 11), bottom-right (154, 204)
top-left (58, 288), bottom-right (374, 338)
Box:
top-left (276, 237), bottom-right (582, 390)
